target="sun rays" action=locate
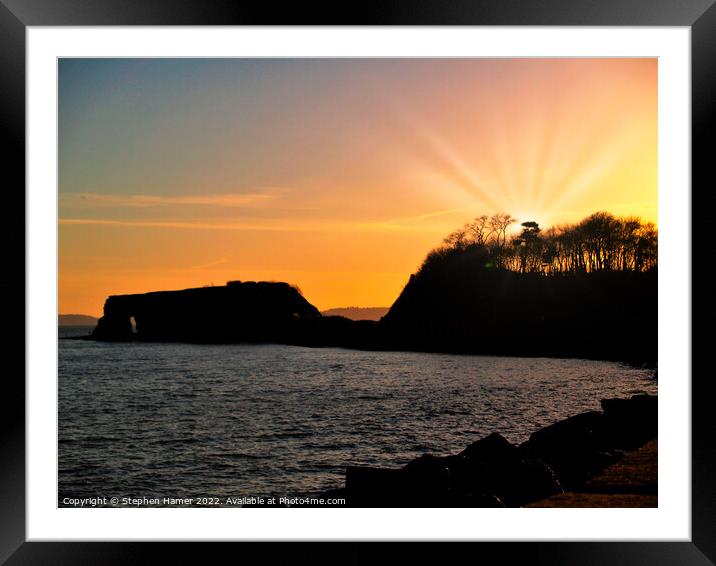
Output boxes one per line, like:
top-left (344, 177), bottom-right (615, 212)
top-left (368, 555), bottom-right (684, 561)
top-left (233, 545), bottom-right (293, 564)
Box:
top-left (59, 58), bottom-right (656, 315)
top-left (391, 66), bottom-right (655, 230)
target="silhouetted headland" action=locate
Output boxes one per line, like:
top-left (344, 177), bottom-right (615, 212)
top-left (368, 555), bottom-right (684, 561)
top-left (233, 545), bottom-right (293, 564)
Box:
top-left (92, 281), bottom-right (321, 343)
top-left (88, 212), bottom-right (657, 364)
top-left (381, 268), bottom-right (656, 364)
top-left (379, 211), bottom-right (657, 364)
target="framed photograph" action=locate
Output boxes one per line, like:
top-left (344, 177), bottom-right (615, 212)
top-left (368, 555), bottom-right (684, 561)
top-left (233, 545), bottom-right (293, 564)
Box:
top-left (5, 0), bottom-right (710, 563)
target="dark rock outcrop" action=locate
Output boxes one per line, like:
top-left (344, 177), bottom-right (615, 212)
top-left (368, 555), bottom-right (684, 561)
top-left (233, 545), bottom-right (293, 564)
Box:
top-left (598, 394), bottom-right (658, 449)
top-left (518, 410), bottom-right (612, 487)
top-left (92, 281), bottom-right (321, 342)
top-left (90, 270), bottom-right (656, 365)
top-left (519, 394), bottom-right (658, 489)
top-left (330, 394), bottom-right (656, 507)
top-left (343, 431), bottom-right (562, 508)
top-left (381, 268), bottom-right (657, 365)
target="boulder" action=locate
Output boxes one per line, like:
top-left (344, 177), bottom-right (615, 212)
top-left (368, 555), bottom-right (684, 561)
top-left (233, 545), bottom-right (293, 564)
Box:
top-left (520, 411), bottom-right (605, 458)
top-left (345, 466), bottom-right (407, 506)
top-left (596, 394), bottom-right (657, 449)
top-left (503, 459), bottom-right (563, 506)
top-left (459, 432), bottom-right (518, 462)
top-left (337, 396), bottom-right (655, 506)
top-left (518, 411), bottom-right (616, 488)
top-left (343, 432), bottom-right (561, 507)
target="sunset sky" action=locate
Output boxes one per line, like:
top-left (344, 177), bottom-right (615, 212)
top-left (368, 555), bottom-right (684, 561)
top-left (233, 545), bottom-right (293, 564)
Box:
top-left (59, 58), bottom-right (657, 316)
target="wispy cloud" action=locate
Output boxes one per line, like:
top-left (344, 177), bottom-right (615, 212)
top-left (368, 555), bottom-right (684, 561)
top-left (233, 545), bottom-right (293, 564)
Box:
top-left (60, 218), bottom-right (291, 231)
top-left (385, 207), bottom-right (468, 224)
top-left (191, 257), bottom-right (229, 270)
top-left (58, 217), bottom-right (448, 234)
top-left (61, 190), bottom-right (283, 209)
top-left (366, 206), bottom-right (470, 230)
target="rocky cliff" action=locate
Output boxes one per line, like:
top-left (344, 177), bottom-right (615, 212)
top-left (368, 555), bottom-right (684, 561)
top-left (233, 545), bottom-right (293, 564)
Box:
top-left (91, 268), bottom-right (657, 365)
top-left (381, 267), bottom-right (657, 364)
top-left (92, 281), bottom-right (321, 342)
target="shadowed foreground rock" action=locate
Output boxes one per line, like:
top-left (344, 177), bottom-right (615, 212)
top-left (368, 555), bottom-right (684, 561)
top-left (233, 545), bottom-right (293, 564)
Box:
top-left (519, 394), bottom-right (657, 489)
top-left (528, 439), bottom-right (658, 507)
top-left (319, 394), bottom-right (657, 507)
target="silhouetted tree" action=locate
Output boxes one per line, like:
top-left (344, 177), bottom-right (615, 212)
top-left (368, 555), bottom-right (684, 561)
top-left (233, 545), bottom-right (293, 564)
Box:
top-left (512, 221), bottom-right (542, 273)
top-left (443, 228), bottom-right (469, 250)
top-left (489, 213), bottom-right (516, 247)
top-left (465, 214), bottom-right (493, 246)
top-left (424, 211), bottom-right (657, 276)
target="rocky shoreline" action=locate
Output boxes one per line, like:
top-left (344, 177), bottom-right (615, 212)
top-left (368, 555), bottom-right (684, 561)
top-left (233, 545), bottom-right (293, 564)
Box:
top-left (317, 394), bottom-right (657, 507)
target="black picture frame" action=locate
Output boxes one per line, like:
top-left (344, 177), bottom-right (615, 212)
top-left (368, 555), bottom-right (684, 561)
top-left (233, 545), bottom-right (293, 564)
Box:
top-left (2, 1), bottom-right (710, 563)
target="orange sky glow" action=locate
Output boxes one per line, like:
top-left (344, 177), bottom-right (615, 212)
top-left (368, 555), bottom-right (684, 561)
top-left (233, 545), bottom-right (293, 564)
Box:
top-left (59, 58), bottom-right (657, 316)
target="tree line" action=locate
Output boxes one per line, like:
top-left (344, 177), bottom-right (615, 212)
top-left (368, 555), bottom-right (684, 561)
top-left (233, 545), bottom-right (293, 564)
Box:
top-left (422, 211), bottom-right (658, 275)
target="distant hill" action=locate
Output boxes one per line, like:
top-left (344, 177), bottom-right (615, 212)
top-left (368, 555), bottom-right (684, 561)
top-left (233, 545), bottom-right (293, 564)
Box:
top-left (321, 307), bottom-right (389, 321)
top-left (59, 314), bottom-right (98, 326)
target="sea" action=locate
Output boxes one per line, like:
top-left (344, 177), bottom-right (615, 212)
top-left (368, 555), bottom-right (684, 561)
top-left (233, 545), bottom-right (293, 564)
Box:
top-left (58, 326), bottom-right (657, 506)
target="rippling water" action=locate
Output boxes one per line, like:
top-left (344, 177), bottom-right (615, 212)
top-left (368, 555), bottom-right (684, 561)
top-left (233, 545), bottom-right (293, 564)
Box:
top-left (58, 326), bottom-right (656, 506)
